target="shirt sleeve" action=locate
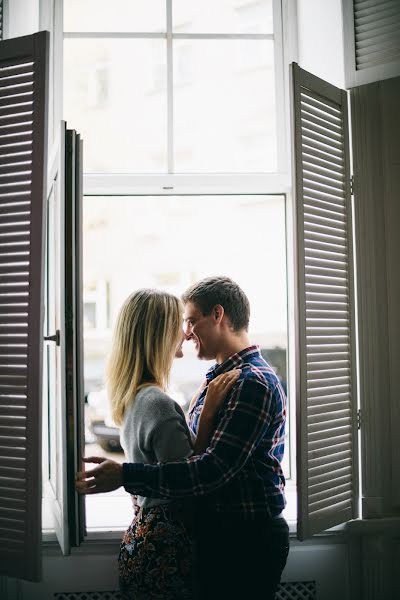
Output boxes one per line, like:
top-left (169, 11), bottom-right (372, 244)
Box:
top-left (122, 375), bottom-right (274, 498)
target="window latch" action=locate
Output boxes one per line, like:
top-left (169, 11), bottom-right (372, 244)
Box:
top-left (44, 330), bottom-right (60, 346)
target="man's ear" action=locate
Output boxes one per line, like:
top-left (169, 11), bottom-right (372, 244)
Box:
top-left (212, 304), bottom-right (225, 325)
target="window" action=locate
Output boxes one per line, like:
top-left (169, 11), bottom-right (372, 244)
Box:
top-left (60, 0), bottom-right (294, 532)
top-left (81, 194), bottom-right (291, 529)
top-left (63, 0), bottom-right (282, 174)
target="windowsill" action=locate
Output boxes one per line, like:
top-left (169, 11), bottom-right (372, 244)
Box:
top-left (42, 520), bottom-right (350, 557)
top-left (42, 517), bottom-right (400, 556)
top-left (45, 483), bottom-right (398, 552)
top-left (42, 478), bottom-right (300, 548)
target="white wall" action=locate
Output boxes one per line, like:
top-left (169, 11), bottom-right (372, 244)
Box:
top-left (5, 0), bottom-right (40, 38)
top-left (296, 0), bottom-right (345, 89)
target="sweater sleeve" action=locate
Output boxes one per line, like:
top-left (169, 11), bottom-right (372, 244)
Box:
top-left (151, 401), bottom-right (193, 463)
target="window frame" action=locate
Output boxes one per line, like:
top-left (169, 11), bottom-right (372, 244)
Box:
top-left (56, 0), bottom-right (299, 536)
top-left (63, 0), bottom-right (288, 177)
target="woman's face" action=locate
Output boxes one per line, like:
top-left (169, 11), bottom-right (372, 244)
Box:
top-left (174, 327), bottom-right (185, 358)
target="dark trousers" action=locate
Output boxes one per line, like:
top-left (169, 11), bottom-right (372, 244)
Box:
top-left (194, 514), bottom-right (289, 600)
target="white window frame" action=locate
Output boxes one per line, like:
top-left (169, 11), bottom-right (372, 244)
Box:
top-left (52, 0), bottom-right (300, 541)
top-left (60, 0), bottom-right (299, 536)
top-left (64, 0), bottom-right (289, 178)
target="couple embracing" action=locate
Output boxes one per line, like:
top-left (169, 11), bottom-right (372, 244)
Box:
top-left (76, 276), bottom-right (289, 599)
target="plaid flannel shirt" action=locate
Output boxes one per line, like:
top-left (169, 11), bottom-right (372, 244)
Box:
top-left (123, 346), bottom-right (287, 519)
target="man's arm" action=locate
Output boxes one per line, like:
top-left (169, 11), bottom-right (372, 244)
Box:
top-left (122, 375), bottom-right (274, 498)
top-left (76, 370), bottom-right (244, 495)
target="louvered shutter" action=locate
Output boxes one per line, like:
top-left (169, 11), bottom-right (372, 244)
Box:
top-left (343, 0), bottom-right (400, 88)
top-left (290, 63), bottom-right (359, 540)
top-left (0, 1), bottom-right (3, 41)
top-left (0, 32), bottom-right (49, 581)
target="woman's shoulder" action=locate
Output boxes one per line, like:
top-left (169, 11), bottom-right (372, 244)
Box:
top-left (133, 386), bottom-right (183, 419)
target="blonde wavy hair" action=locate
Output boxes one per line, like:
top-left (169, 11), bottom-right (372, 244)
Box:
top-left (107, 289), bottom-right (183, 426)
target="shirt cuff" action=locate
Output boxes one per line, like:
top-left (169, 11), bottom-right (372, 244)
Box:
top-left (122, 462), bottom-right (145, 492)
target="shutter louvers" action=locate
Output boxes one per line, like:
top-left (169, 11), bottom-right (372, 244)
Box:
top-left (354, 0), bottom-right (400, 71)
top-left (291, 64), bottom-right (358, 540)
top-left (343, 0), bottom-right (400, 87)
top-left (0, 32), bottom-right (49, 581)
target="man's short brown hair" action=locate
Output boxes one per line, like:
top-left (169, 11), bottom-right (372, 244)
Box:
top-left (182, 276), bottom-right (250, 332)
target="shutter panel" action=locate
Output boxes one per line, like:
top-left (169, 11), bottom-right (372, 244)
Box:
top-left (65, 128), bottom-right (85, 546)
top-left (43, 122), bottom-right (70, 553)
top-left (343, 0), bottom-right (400, 87)
top-left (290, 63), bottom-right (358, 540)
top-left (0, 32), bottom-right (49, 581)
top-left (43, 124), bottom-right (85, 553)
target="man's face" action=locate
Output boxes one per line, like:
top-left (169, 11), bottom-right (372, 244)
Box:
top-left (183, 301), bottom-right (219, 361)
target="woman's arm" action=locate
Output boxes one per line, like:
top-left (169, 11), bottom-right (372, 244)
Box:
top-left (193, 369), bottom-right (240, 454)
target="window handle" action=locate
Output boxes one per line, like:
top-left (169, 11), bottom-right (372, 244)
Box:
top-left (44, 330), bottom-right (60, 346)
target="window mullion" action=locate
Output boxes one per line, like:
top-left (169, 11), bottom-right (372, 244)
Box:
top-left (167, 0), bottom-right (173, 174)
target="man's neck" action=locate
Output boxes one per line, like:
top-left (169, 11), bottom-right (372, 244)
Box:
top-left (215, 333), bottom-right (252, 365)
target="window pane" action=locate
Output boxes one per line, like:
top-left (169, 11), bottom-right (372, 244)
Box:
top-left (173, 40), bottom-right (277, 173)
top-left (64, 0), bottom-right (166, 33)
top-left (64, 39), bottom-right (167, 173)
top-left (82, 195), bottom-right (288, 528)
top-left (173, 0), bottom-right (273, 34)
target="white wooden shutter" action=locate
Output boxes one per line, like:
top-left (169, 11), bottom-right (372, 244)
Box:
top-left (0, 32), bottom-right (49, 581)
top-left (290, 63), bottom-right (359, 540)
top-left (64, 127), bottom-right (85, 546)
top-left (43, 123), bottom-right (85, 554)
top-left (343, 0), bottom-right (400, 88)
top-left (43, 122), bottom-right (70, 553)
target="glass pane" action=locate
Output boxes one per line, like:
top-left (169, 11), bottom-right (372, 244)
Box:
top-left (64, 0), bottom-right (166, 33)
top-left (173, 40), bottom-right (277, 173)
top-left (173, 0), bottom-right (273, 34)
top-left (82, 195), bottom-right (288, 529)
top-left (64, 39), bottom-right (167, 173)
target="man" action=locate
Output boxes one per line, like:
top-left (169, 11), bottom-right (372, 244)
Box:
top-left (76, 276), bottom-right (289, 599)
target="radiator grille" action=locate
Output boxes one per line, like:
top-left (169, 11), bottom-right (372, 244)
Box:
top-left (278, 581), bottom-right (316, 600)
top-left (54, 581), bottom-right (317, 600)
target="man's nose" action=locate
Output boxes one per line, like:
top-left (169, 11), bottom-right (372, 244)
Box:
top-left (183, 323), bottom-right (192, 338)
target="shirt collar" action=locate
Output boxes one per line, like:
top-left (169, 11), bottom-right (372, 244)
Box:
top-left (205, 345), bottom-right (261, 381)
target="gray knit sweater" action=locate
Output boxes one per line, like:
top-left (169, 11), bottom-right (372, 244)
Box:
top-left (120, 385), bottom-right (194, 508)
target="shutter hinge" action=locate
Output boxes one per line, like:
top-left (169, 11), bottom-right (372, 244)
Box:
top-left (357, 408), bottom-right (361, 430)
top-left (350, 175), bottom-right (354, 196)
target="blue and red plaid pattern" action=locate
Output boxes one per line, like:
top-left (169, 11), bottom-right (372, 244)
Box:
top-left (123, 346), bottom-right (287, 519)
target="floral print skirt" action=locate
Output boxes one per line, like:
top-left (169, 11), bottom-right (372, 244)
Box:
top-left (118, 503), bottom-right (194, 600)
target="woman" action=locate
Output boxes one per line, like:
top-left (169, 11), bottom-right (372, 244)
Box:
top-left (106, 289), bottom-right (240, 600)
